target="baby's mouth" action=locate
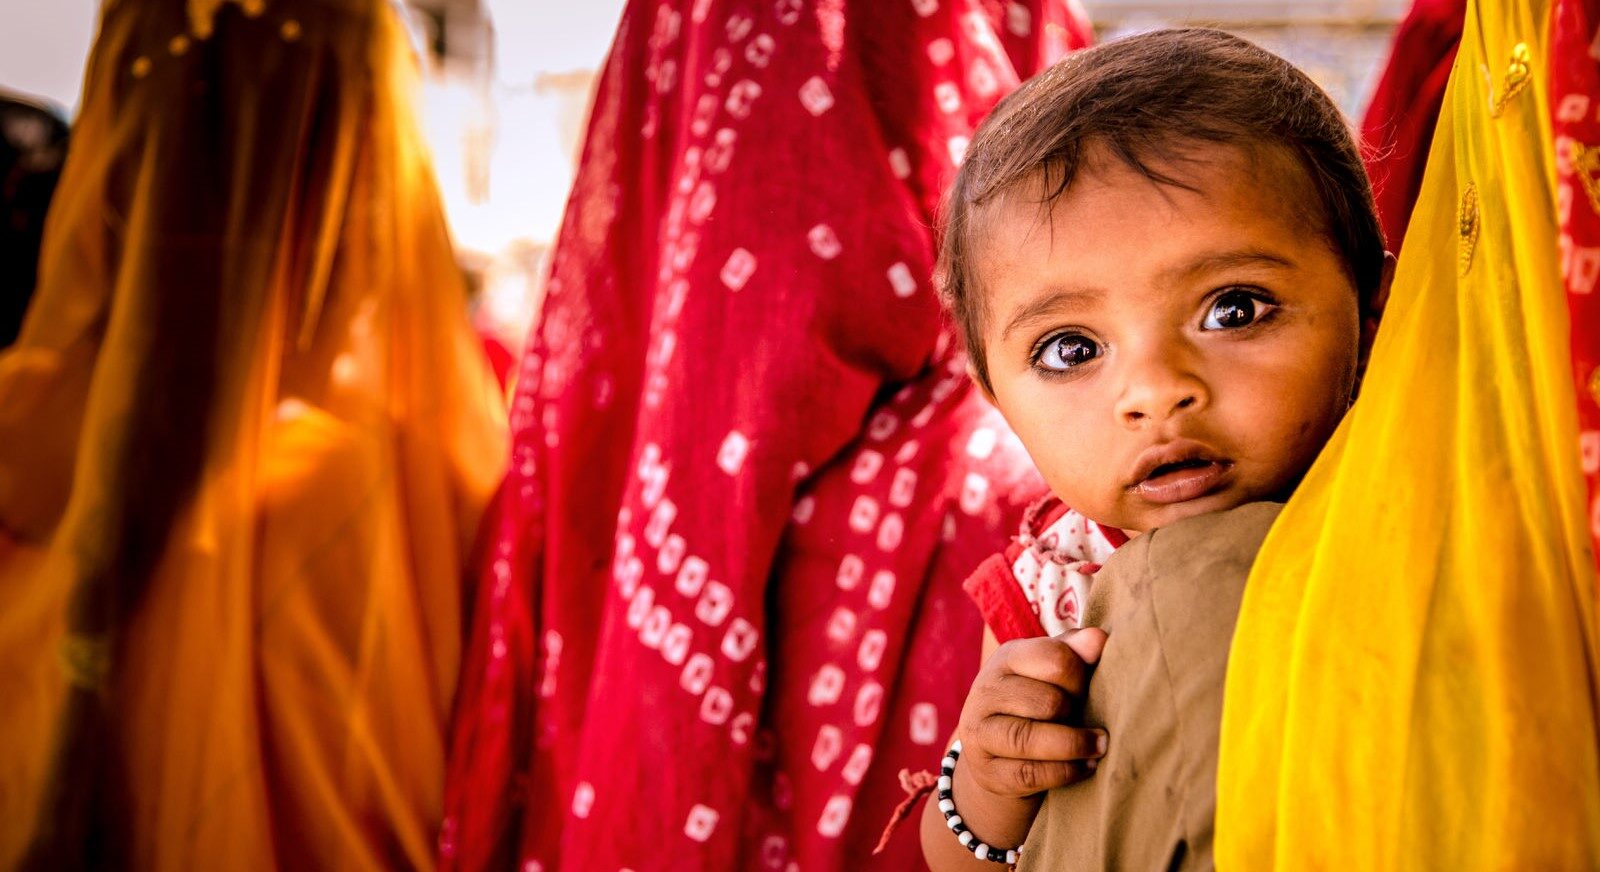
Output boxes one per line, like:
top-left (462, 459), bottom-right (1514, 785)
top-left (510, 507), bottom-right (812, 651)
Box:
top-left (1129, 456), bottom-right (1235, 505)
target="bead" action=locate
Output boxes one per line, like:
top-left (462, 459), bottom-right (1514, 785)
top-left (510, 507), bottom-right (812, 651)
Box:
top-left (281, 19), bottom-right (301, 41)
top-left (940, 737), bottom-right (1021, 863)
top-left (131, 56), bottom-right (152, 78)
top-left (169, 35), bottom-right (191, 55)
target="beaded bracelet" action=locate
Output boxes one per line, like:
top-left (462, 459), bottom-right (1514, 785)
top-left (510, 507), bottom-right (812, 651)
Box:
top-left (937, 740), bottom-right (1023, 865)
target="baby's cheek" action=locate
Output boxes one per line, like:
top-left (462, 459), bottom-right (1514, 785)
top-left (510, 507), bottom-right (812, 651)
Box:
top-left (1276, 410), bottom-right (1340, 475)
top-left (1049, 453), bottom-right (1117, 513)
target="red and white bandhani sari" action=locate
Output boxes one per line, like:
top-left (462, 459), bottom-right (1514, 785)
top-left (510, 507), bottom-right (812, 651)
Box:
top-left (439, 1), bottom-right (1090, 869)
top-left (1552, 0), bottom-right (1600, 580)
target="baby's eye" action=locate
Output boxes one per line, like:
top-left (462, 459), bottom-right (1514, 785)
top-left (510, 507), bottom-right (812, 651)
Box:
top-left (1036, 333), bottom-right (1099, 372)
top-left (1201, 290), bottom-right (1268, 330)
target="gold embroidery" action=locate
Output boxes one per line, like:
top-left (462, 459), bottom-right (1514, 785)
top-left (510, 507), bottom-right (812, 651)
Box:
top-left (281, 19), bottom-right (302, 42)
top-left (1489, 43), bottom-right (1532, 118)
top-left (169, 35), bottom-right (191, 56)
top-left (1459, 183), bottom-right (1480, 277)
top-left (1567, 140), bottom-right (1600, 219)
top-left (188, 0), bottom-right (269, 39)
top-left (60, 634), bottom-right (111, 689)
top-left (130, 56), bottom-right (152, 78)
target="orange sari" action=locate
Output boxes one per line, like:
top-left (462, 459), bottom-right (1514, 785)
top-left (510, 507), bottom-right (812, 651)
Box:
top-left (0, 0), bottom-right (505, 868)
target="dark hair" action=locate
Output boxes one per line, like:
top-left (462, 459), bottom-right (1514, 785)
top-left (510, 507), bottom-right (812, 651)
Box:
top-left (939, 28), bottom-right (1385, 392)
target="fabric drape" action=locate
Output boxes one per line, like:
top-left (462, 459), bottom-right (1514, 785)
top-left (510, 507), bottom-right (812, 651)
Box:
top-left (439, 1), bottom-right (1088, 869)
top-left (1216, 0), bottom-right (1600, 865)
top-left (0, 0), bottom-right (506, 868)
top-left (1360, 0), bottom-right (1465, 254)
top-left (1553, 0), bottom-right (1600, 581)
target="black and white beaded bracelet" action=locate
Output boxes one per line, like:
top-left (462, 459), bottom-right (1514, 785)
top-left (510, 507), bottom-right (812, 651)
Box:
top-left (938, 740), bottom-right (1023, 865)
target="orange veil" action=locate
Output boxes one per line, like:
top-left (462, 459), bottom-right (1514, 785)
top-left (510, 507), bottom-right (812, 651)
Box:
top-left (0, 0), bottom-right (505, 867)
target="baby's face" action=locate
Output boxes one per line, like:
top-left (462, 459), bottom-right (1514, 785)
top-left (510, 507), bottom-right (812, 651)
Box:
top-left (976, 143), bottom-right (1369, 534)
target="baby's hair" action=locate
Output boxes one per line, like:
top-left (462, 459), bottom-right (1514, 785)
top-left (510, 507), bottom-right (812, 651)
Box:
top-left (939, 28), bottom-right (1384, 392)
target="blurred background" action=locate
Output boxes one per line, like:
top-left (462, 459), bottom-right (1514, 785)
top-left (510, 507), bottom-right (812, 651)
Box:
top-left (0, 0), bottom-right (1408, 358)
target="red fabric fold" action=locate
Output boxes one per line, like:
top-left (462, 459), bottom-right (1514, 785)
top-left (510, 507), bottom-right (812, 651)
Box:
top-left (1551, 0), bottom-right (1600, 575)
top-left (1359, 0), bottom-right (1465, 253)
top-left (961, 553), bottom-right (1047, 644)
top-left (439, 2), bottom-right (1090, 869)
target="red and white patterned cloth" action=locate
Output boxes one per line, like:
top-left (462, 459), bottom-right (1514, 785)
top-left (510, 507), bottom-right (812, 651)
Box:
top-left (1552, 0), bottom-right (1600, 577)
top-left (438, 2), bottom-right (1092, 870)
top-left (961, 498), bottom-right (1127, 644)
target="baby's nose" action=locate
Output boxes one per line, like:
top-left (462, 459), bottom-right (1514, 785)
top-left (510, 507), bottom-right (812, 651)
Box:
top-left (1116, 375), bottom-right (1206, 426)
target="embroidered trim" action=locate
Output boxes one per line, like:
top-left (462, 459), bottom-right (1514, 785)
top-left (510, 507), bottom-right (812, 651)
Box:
top-left (1459, 183), bottom-right (1480, 277)
top-left (60, 633), bottom-right (111, 689)
top-left (1488, 42), bottom-right (1532, 119)
top-left (1567, 140), bottom-right (1600, 219)
top-left (130, 0), bottom-right (302, 80)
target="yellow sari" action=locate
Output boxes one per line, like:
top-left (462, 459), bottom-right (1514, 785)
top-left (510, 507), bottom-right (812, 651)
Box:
top-left (1217, 0), bottom-right (1600, 865)
top-left (0, 0), bottom-right (506, 868)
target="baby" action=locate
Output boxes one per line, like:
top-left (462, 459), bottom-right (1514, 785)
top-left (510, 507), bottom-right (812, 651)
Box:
top-left (920, 29), bottom-right (1391, 869)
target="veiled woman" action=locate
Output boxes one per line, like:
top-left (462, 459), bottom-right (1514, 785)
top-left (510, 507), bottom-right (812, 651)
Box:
top-left (0, 0), bottom-right (506, 867)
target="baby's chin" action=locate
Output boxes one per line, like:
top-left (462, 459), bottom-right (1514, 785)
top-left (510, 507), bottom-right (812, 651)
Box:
top-left (1106, 487), bottom-right (1266, 537)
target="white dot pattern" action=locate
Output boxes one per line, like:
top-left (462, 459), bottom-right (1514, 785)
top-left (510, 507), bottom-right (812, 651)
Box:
top-left (445, 2), bottom-right (1093, 869)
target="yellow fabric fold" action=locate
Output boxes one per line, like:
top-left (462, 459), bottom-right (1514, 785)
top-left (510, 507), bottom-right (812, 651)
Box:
top-left (1217, 0), bottom-right (1600, 865)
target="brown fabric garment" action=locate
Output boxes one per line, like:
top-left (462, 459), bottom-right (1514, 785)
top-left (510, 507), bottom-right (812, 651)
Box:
top-left (1018, 502), bottom-right (1283, 871)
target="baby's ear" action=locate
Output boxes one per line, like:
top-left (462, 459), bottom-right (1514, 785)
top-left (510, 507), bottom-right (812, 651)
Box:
top-left (1360, 252), bottom-right (1396, 361)
top-left (967, 358), bottom-right (999, 406)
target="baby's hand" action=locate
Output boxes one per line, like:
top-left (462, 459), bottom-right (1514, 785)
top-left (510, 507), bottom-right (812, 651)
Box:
top-left (956, 629), bottom-right (1108, 798)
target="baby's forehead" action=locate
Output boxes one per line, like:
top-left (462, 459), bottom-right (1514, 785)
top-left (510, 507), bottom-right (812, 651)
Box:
top-left (972, 140), bottom-right (1329, 268)
top-left (997, 139), bottom-right (1318, 221)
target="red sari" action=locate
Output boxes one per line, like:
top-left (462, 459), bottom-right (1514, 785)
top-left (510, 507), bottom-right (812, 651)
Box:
top-left (439, 1), bottom-right (1089, 869)
top-left (1552, 0), bottom-right (1600, 578)
top-left (1360, 0), bottom-right (1465, 253)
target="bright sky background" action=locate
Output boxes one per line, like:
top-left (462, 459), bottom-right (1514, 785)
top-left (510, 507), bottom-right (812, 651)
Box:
top-left (446, 0), bottom-right (626, 251)
top-left (0, 1), bottom-right (627, 114)
top-left (490, 0), bottom-right (626, 84)
top-left (0, 0), bottom-right (99, 114)
top-left (0, 0), bottom-right (627, 251)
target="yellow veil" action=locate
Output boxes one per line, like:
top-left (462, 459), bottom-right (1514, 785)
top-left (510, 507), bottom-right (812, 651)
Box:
top-left (0, 0), bottom-right (506, 868)
top-left (1216, 0), bottom-right (1600, 865)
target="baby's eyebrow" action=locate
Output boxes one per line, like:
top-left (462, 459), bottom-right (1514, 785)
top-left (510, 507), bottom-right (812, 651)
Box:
top-left (1001, 287), bottom-right (1102, 342)
top-left (1161, 249), bottom-right (1296, 283)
